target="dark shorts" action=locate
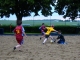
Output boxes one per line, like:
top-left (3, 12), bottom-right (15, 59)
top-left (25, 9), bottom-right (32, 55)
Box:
top-left (45, 35), bottom-right (50, 38)
top-left (57, 39), bottom-right (65, 44)
top-left (41, 32), bottom-right (45, 35)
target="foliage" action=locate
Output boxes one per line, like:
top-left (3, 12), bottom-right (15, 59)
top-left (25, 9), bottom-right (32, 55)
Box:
top-left (0, 25), bottom-right (80, 34)
top-left (0, 0), bottom-right (56, 22)
top-left (55, 0), bottom-right (80, 20)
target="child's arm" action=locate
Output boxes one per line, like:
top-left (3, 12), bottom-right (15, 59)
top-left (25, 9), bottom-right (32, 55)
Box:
top-left (57, 35), bottom-right (60, 39)
top-left (51, 29), bottom-right (58, 34)
top-left (23, 31), bottom-right (27, 37)
top-left (39, 26), bottom-right (41, 30)
top-left (12, 28), bottom-right (16, 36)
top-left (22, 26), bottom-right (27, 37)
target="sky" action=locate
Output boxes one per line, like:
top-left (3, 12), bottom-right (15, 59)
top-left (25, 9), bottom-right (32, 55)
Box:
top-left (1, 11), bottom-right (80, 21)
top-left (0, 6), bottom-right (80, 21)
top-left (0, 12), bottom-right (68, 21)
top-left (0, 6), bottom-right (67, 21)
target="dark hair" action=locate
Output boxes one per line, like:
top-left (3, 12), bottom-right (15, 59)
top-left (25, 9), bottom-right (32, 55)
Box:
top-left (16, 20), bottom-right (22, 25)
top-left (42, 23), bottom-right (44, 25)
top-left (58, 30), bottom-right (61, 33)
top-left (51, 25), bottom-right (54, 27)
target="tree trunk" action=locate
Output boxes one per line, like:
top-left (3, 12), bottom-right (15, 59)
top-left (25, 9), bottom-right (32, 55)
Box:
top-left (16, 15), bottom-right (22, 25)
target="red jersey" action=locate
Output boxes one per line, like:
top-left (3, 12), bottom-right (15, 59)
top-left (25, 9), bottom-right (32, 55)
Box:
top-left (40, 25), bottom-right (45, 32)
top-left (13, 25), bottom-right (23, 44)
top-left (14, 25), bottom-right (23, 37)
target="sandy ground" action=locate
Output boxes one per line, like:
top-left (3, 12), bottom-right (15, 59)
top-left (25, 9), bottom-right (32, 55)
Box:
top-left (0, 35), bottom-right (80, 60)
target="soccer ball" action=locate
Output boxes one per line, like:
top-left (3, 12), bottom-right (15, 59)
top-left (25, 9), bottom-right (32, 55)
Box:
top-left (50, 40), bottom-right (53, 44)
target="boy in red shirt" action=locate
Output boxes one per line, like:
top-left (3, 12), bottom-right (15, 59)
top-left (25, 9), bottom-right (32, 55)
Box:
top-left (39, 23), bottom-right (46, 40)
top-left (13, 21), bottom-right (27, 51)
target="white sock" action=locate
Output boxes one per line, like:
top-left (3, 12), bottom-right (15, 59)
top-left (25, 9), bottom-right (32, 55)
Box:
top-left (43, 38), bottom-right (47, 44)
top-left (49, 36), bottom-right (55, 42)
top-left (49, 35), bottom-right (53, 39)
top-left (16, 45), bottom-right (21, 48)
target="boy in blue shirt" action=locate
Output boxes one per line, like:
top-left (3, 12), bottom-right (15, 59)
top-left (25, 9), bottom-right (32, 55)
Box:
top-left (56, 30), bottom-right (66, 44)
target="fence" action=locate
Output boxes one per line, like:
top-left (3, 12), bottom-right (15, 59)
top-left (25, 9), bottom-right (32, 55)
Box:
top-left (0, 20), bottom-right (80, 26)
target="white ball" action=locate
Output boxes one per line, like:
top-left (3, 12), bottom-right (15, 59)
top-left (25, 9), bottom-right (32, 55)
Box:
top-left (50, 40), bottom-right (53, 44)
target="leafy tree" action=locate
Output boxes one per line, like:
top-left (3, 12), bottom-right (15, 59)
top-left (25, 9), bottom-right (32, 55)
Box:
top-left (55, 0), bottom-right (80, 20)
top-left (0, 0), bottom-right (56, 23)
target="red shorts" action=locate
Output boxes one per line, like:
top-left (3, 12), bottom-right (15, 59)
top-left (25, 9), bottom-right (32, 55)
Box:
top-left (16, 36), bottom-right (23, 45)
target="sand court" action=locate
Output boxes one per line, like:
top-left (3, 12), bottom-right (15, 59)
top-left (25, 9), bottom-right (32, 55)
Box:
top-left (0, 35), bottom-right (80, 60)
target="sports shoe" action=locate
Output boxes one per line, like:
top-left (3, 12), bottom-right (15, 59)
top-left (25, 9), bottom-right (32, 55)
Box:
top-left (54, 40), bottom-right (56, 42)
top-left (40, 37), bottom-right (41, 40)
top-left (19, 50), bottom-right (23, 52)
top-left (42, 43), bottom-right (44, 44)
top-left (13, 47), bottom-right (16, 51)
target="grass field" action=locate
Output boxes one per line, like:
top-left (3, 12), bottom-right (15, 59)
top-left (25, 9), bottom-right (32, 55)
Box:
top-left (0, 20), bottom-right (80, 26)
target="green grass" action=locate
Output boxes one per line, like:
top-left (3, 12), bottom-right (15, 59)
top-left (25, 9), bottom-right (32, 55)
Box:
top-left (0, 20), bottom-right (80, 26)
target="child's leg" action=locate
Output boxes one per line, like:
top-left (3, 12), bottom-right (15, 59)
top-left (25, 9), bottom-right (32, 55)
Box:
top-left (14, 39), bottom-right (23, 51)
top-left (57, 39), bottom-right (65, 44)
top-left (42, 35), bottom-right (49, 44)
top-left (40, 32), bottom-right (45, 40)
top-left (49, 35), bottom-right (56, 42)
top-left (15, 44), bottom-right (21, 48)
top-left (43, 38), bottom-right (47, 44)
top-left (14, 43), bottom-right (21, 50)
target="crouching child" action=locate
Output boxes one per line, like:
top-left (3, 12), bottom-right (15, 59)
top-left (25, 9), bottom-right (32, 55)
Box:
top-left (56, 30), bottom-right (66, 44)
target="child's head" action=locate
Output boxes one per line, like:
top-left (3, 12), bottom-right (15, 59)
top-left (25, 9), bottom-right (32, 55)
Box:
top-left (42, 23), bottom-right (44, 25)
top-left (51, 25), bottom-right (54, 28)
top-left (58, 30), bottom-right (62, 34)
top-left (17, 20), bottom-right (22, 26)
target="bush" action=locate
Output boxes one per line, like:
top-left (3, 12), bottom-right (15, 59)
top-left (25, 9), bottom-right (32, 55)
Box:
top-left (55, 26), bottom-right (80, 34)
top-left (0, 25), bottom-right (80, 34)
